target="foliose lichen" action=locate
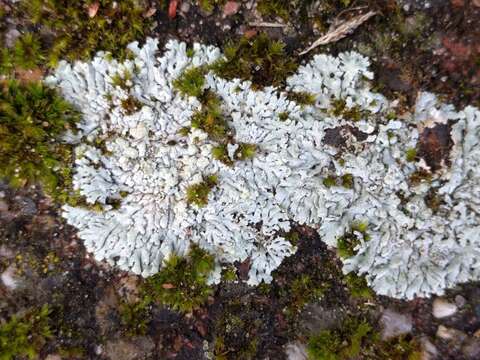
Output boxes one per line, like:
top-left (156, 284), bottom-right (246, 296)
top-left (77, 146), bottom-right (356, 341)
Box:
top-left (47, 37), bottom-right (480, 299)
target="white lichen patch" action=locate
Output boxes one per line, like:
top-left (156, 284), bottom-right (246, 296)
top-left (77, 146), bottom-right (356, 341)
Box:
top-left (48, 38), bottom-right (480, 299)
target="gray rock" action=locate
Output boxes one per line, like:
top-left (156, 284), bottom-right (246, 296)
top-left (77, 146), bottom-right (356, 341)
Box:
top-left (462, 338), bottom-right (480, 359)
top-left (432, 298), bottom-right (457, 318)
top-left (436, 325), bottom-right (467, 344)
top-left (4, 28), bottom-right (20, 48)
top-left (420, 336), bottom-right (438, 360)
top-left (105, 337), bottom-right (155, 360)
top-left (285, 342), bottom-right (308, 360)
top-left (95, 286), bottom-right (120, 336)
top-left (380, 309), bottom-right (413, 340)
top-left (13, 197), bottom-right (36, 217)
top-left (298, 304), bottom-right (344, 334)
top-left (455, 295), bottom-right (466, 308)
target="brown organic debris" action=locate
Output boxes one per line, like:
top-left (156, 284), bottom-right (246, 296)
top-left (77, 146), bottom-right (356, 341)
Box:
top-left (300, 10), bottom-right (377, 55)
top-left (88, 2), bottom-right (100, 18)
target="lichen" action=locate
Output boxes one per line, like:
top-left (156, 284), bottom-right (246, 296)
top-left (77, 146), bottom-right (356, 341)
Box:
top-left (48, 38), bottom-right (480, 300)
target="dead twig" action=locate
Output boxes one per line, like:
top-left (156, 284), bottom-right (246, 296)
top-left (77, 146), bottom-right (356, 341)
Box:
top-left (249, 22), bottom-right (288, 28)
top-left (299, 10), bottom-right (377, 56)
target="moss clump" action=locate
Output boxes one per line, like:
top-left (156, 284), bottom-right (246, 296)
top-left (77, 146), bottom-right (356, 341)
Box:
top-left (21, 0), bottom-right (152, 66)
top-left (235, 143), bottom-right (257, 160)
top-left (173, 66), bottom-right (206, 98)
top-left (344, 273), bottom-right (374, 299)
top-left (120, 96), bottom-right (143, 115)
top-left (212, 143), bottom-right (233, 165)
top-left (405, 148), bottom-right (417, 162)
top-left (308, 314), bottom-right (422, 360)
top-left (286, 91), bottom-right (316, 106)
top-left (211, 140), bottom-right (256, 165)
top-left (197, 0), bottom-right (226, 13)
top-left (308, 318), bottom-right (372, 360)
top-left (0, 33), bottom-right (45, 76)
top-left (278, 112), bottom-right (289, 121)
top-left (144, 245), bottom-right (215, 313)
top-left (337, 222), bottom-right (369, 259)
top-left (212, 298), bottom-right (263, 360)
top-left (0, 305), bottom-right (52, 360)
top-left (257, 0), bottom-right (315, 22)
top-left (221, 266), bottom-right (238, 282)
top-left (340, 173), bottom-right (354, 189)
top-left (409, 169), bottom-right (432, 186)
top-left (330, 99), bottom-right (369, 122)
top-left (322, 174), bottom-right (355, 189)
top-left (119, 297), bottom-right (152, 336)
top-left (212, 33), bottom-right (298, 88)
top-left (288, 274), bottom-right (327, 315)
top-left (191, 93), bottom-right (230, 141)
top-left (0, 80), bottom-right (79, 200)
top-left (322, 176), bottom-right (337, 188)
top-left (186, 175), bottom-right (218, 207)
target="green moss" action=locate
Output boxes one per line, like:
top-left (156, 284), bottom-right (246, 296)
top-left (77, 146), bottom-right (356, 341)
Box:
top-left (22, 0), bottom-right (152, 66)
top-left (257, 0), bottom-right (315, 22)
top-left (0, 33), bottom-right (46, 76)
top-left (322, 176), bottom-right (337, 188)
top-left (330, 99), bottom-right (368, 121)
top-left (405, 148), bottom-right (417, 162)
top-left (340, 173), bottom-right (354, 189)
top-left (213, 301), bottom-right (261, 360)
top-left (286, 91), bottom-right (316, 106)
top-left (0, 305), bottom-right (52, 360)
top-left (197, 0), bottom-right (226, 12)
top-left (111, 69), bottom-right (133, 89)
top-left (235, 143), bottom-right (256, 160)
top-left (186, 175), bottom-right (218, 207)
top-left (144, 245), bottom-right (215, 313)
top-left (284, 229), bottom-right (300, 246)
top-left (288, 275), bottom-right (326, 314)
top-left (119, 296), bottom-right (152, 336)
top-left (173, 66), bottom-right (206, 98)
top-left (344, 273), bottom-right (374, 299)
top-left (191, 93), bottom-right (230, 141)
top-left (221, 266), bottom-right (238, 282)
top-left (307, 329), bottom-right (341, 360)
top-left (212, 33), bottom-right (298, 88)
top-left (278, 111), bottom-right (289, 121)
top-left (307, 317), bottom-right (373, 360)
top-left (337, 222), bottom-right (369, 259)
top-left (0, 80), bottom-right (79, 201)
top-left (212, 143), bottom-right (233, 165)
top-left (212, 141), bottom-right (256, 165)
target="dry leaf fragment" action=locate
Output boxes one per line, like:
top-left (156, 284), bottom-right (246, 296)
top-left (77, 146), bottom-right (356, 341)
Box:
top-left (168, 0), bottom-right (179, 19)
top-left (300, 11), bottom-right (377, 55)
top-left (144, 7), bottom-right (157, 18)
top-left (88, 2), bottom-right (100, 18)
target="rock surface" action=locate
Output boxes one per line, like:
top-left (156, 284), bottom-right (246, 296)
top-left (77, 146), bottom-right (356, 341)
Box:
top-left (433, 298), bottom-right (458, 318)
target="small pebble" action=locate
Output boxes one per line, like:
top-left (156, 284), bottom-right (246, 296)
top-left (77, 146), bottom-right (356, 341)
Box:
top-left (436, 325), bottom-right (467, 343)
top-left (433, 298), bottom-right (458, 318)
top-left (180, 2), bottom-right (190, 13)
top-left (1, 264), bottom-right (20, 290)
top-left (285, 341), bottom-right (308, 360)
top-left (380, 309), bottom-right (412, 340)
top-left (455, 295), bottom-right (466, 308)
top-left (462, 338), bottom-right (480, 359)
